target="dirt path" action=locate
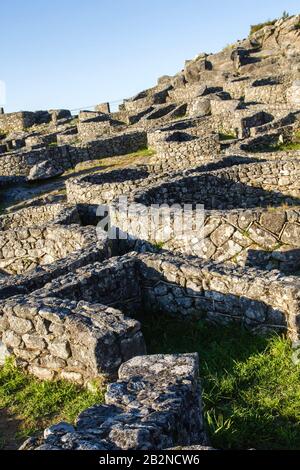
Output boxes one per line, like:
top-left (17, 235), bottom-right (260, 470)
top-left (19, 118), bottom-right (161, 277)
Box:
top-left (0, 408), bottom-right (23, 450)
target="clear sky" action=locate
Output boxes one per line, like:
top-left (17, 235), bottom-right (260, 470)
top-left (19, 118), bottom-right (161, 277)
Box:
top-left (2, 0), bottom-right (299, 113)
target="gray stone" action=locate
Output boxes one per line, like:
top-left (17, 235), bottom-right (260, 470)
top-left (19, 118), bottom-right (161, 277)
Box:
top-left (28, 160), bottom-right (64, 181)
top-left (281, 223), bottom-right (300, 246)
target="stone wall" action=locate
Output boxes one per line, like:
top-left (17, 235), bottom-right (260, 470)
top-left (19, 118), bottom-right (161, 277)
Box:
top-left (0, 233), bottom-right (111, 301)
top-left (132, 160), bottom-right (300, 208)
top-left (223, 78), bottom-right (252, 99)
top-left (20, 354), bottom-right (207, 450)
top-left (83, 130), bottom-right (147, 159)
top-left (0, 296), bottom-right (145, 383)
top-left (66, 167), bottom-right (150, 205)
top-left (0, 112), bottom-right (36, 132)
top-left (0, 204), bottom-right (79, 230)
top-left (77, 112), bottom-right (125, 140)
top-left (0, 145), bottom-right (72, 177)
top-left (0, 131), bottom-right (147, 177)
top-left (109, 160), bottom-right (300, 271)
top-left (33, 254), bottom-right (141, 314)
top-left (147, 132), bottom-right (220, 171)
top-left (13, 252), bottom-right (300, 339)
top-left (0, 110), bottom-right (71, 133)
top-left (137, 253), bottom-right (300, 339)
top-left (244, 84), bottom-right (287, 104)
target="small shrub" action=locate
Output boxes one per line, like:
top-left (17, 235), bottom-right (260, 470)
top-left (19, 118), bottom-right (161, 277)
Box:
top-left (282, 11), bottom-right (289, 20)
top-left (151, 241), bottom-right (165, 251)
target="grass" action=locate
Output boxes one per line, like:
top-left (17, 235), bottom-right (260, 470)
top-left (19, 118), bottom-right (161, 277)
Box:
top-left (0, 358), bottom-right (105, 447)
top-left (138, 313), bottom-right (300, 450)
top-left (250, 20), bottom-right (276, 35)
top-left (1, 316), bottom-right (300, 449)
top-left (151, 241), bottom-right (165, 251)
top-left (219, 132), bottom-right (236, 141)
top-left (64, 147), bottom-right (156, 176)
top-left (246, 130), bottom-right (300, 154)
top-left (276, 142), bottom-right (300, 152)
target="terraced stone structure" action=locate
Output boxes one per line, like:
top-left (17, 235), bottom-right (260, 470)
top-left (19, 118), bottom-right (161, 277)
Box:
top-left (0, 13), bottom-right (300, 450)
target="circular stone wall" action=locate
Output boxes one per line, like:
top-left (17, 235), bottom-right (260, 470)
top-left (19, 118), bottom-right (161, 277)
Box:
top-left (66, 166), bottom-right (150, 205)
top-left (134, 160), bottom-right (300, 210)
top-left (110, 160), bottom-right (300, 272)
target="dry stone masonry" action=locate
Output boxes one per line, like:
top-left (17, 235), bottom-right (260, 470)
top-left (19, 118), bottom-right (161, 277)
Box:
top-left (0, 13), bottom-right (300, 450)
top-left (20, 354), bottom-right (207, 450)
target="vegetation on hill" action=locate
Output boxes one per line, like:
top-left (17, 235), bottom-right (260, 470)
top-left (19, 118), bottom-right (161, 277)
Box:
top-left (250, 11), bottom-right (290, 35)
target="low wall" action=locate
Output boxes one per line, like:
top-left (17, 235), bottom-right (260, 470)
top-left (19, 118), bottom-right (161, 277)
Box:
top-left (244, 84), bottom-right (287, 104)
top-left (20, 354), bottom-right (207, 450)
top-left (110, 161), bottom-right (300, 257)
top-left (81, 130), bottom-right (147, 159)
top-left (0, 235), bottom-right (111, 301)
top-left (0, 296), bottom-right (145, 383)
top-left (137, 253), bottom-right (300, 339)
top-left (66, 167), bottom-right (150, 205)
top-left (0, 131), bottom-right (147, 177)
top-left (33, 254), bottom-right (141, 314)
top-left (0, 145), bottom-right (72, 177)
top-left (0, 112), bottom-right (36, 132)
top-left (133, 160), bottom-right (300, 207)
top-left (0, 250), bottom-right (299, 393)
top-left (0, 110), bottom-right (71, 133)
top-left (0, 204), bottom-right (79, 230)
top-left (148, 132), bottom-right (220, 172)
top-left (12, 252), bottom-right (300, 340)
top-left (0, 224), bottom-right (97, 275)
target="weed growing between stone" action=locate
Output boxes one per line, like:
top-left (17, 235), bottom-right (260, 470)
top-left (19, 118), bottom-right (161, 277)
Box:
top-left (139, 313), bottom-right (300, 450)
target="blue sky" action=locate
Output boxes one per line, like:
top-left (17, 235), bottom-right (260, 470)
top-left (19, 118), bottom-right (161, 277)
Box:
top-left (2, 0), bottom-right (299, 112)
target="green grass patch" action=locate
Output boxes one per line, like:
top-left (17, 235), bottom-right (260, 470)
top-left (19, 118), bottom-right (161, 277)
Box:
top-left (0, 358), bottom-right (105, 445)
top-left (63, 147), bottom-right (156, 177)
top-left (139, 313), bottom-right (300, 450)
top-left (173, 113), bottom-right (187, 121)
top-left (219, 132), bottom-right (236, 141)
top-left (127, 147), bottom-right (156, 158)
top-left (275, 142), bottom-right (300, 152)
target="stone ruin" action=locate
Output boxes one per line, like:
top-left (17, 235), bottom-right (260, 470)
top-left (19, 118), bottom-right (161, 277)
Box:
top-left (0, 14), bottom-right (300, 450)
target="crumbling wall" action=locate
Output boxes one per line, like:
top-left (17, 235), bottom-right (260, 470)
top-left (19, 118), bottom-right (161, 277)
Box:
top-left (20, 353), bottom-right (207, 450)
top-left (0, 296), bottom-right (145, 383)
top-left (0, 204), bottom-right (79, 230)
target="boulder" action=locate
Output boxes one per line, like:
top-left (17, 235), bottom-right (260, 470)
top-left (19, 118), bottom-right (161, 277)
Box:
top-left (28, 160), bottom-right (64, 181)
